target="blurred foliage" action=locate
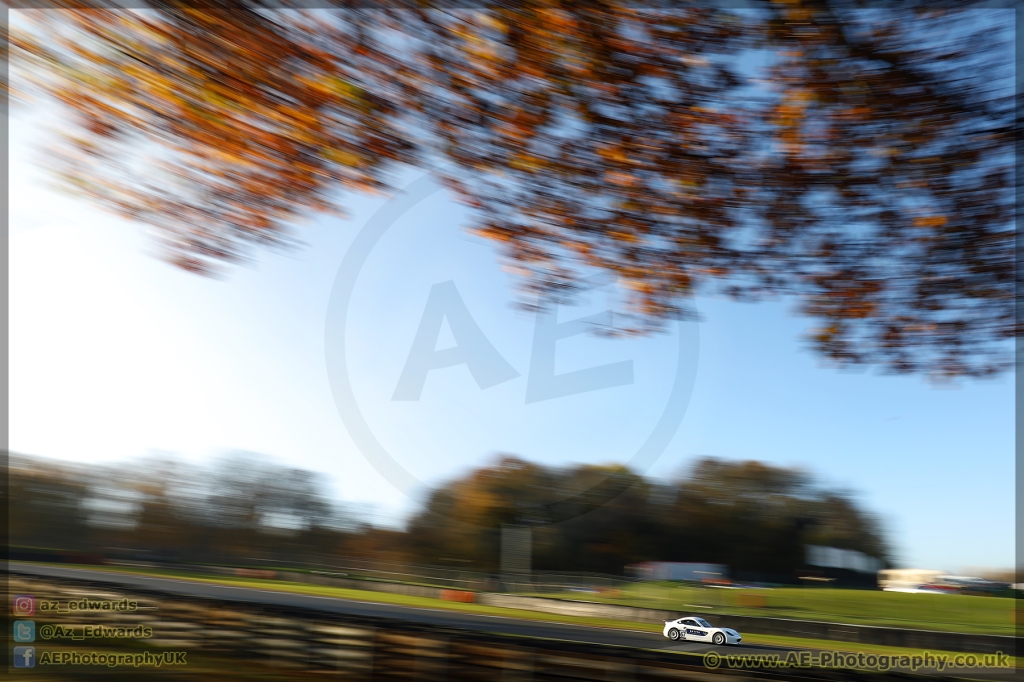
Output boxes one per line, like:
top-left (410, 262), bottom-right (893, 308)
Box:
top-left (10, 452), bottom-right (888, 582)
top-left (10, 452), bottom-right (359, 566)
top-left (11, 3), bottom-right (1015, 378)
top-left (408, 455), bottom-right (890, 578)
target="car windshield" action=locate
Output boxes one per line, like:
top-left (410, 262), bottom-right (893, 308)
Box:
top-left (697, 619), bottom-right (711, 628)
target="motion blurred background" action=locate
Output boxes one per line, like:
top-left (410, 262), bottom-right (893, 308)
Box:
top-left (6, 3), bottom-right (1017, 680)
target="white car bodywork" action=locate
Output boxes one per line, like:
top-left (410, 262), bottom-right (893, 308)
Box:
top-left (662, 616), bottom-right (742, 645)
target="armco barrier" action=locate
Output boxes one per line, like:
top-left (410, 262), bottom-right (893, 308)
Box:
top-left (276, 570), bottom-right (445, 599)
top-left (479, 592), bottom-right (672, 623)
top-left (168, 564), bottom-right (449, 599)
top-left (478, 594), bottom-right (1016, 655)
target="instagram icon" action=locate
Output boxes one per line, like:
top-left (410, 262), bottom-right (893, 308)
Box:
top-left (13, 595), bottom-right (35, 616)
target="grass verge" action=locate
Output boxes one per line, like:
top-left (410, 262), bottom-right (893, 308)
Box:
top-left (527, 582), bottom-right (1015, 635)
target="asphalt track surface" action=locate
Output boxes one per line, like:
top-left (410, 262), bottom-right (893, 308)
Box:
top-left (9, 563), bottom-right (1015, 679)
top-left (8, 562), bottom-right (773, 655)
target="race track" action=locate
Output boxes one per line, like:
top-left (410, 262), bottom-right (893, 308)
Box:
top-left (8, 562), bottom-right (1014, 679)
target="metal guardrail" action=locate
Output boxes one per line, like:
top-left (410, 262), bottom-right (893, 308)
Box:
top-left (244, 555), bottom-right (638, 593)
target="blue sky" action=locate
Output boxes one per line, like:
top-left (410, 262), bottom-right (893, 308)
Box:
top-left (10, 86), bottom-right (1014, 574)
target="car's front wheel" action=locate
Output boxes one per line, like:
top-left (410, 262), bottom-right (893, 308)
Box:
top-left (668, 629), bottom-right (681, 641)
top-left (712, 632), bottom-right (726, 645)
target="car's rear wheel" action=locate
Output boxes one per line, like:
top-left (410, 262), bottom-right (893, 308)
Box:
top-left (668, 629), bottom-right (680, 641)
top-left (713, 632), bottom-right (726, 645)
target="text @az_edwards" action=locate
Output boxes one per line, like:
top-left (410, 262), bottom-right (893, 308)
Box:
top-left (39, 623), bottom-right (153, 640)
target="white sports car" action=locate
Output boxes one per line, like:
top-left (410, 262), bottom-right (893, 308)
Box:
top-left (662, 616), bottom-right (742, 645)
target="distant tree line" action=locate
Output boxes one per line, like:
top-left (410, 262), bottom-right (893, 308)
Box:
top-left (408, 456), bottom-right (890, 581)
top-left (8, 452), bottom-right (889, 583)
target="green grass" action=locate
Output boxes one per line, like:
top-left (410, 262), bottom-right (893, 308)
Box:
top-left (525, 582), bottom-right (1016, 635)
top-left (17, 562), bottom-right (1016, 641)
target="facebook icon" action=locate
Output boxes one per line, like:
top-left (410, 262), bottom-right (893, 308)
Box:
top-left (14, 646), bottom-right (35, 668)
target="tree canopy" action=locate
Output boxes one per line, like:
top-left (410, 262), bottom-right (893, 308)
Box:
top-left (10, 452), bottom-right (889, 581)
top-left (12, 2), bottom-right (1015, 378)
top-left (404, 455), bottom-right (891, 577)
